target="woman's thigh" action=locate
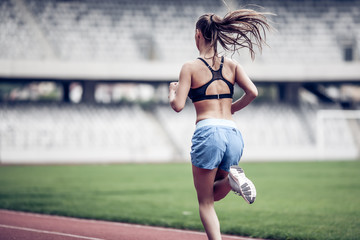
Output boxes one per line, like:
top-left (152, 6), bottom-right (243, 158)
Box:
top-left (192, 165), bottom-right (218, 203)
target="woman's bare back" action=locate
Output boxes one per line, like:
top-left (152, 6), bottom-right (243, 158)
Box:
top-left (189, 56), bottom-right (237, 123)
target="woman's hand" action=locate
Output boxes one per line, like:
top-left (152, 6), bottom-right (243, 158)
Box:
top-left (169, 82), bottom-right (178, 92)
top-left (168, 82), bottom-right (178, 110)
top-left (168, 82), bottom-right (178, 102)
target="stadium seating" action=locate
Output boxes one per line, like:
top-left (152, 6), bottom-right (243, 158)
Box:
top-left (2, 101), bottom-right (356, 163)
top-left (1, 0), bottom-right (359, 63)
top-left (0, 103), bottom-right (175, 163)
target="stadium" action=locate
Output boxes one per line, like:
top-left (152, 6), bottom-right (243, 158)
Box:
top-left (0, 0), bottom-right (359, 240)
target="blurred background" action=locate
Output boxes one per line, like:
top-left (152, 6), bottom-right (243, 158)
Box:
top-left (0, 0), bottom-right (359, 164)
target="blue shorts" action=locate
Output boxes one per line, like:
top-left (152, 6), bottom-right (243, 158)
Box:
top-left (190, 119), bottom-right (244, 172)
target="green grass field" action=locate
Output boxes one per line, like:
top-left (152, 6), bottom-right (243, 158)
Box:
top-left (0, 161), bottom-right (359, 240)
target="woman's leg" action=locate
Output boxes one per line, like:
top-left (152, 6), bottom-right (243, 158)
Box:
top-left (213, 169), bottom-right (231, 202)
top-left (192, 165), bottom-right (222, 240)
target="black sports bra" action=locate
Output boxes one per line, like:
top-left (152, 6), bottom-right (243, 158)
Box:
top-left (188, 56), bottom-right (234, 103)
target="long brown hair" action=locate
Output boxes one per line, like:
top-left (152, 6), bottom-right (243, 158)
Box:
top-left (195, 9), bottom-right (272, 62)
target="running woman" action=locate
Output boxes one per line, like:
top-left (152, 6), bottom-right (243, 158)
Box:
top-left (168, 9), bottom-right (271, 240)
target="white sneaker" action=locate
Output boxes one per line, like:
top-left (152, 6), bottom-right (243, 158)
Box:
top-left (229, 166), bottom-right (256, 204)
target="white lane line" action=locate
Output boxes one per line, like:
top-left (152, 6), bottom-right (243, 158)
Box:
top-left (0, 210), bottom-right (260, 240)
top-left (0, 210), bottom-right (207, 235)
top-left (0, 224), bottom-right (106, 240)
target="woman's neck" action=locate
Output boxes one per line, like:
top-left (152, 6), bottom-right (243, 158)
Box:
top-left (198, 45), bottom-right (216, 59)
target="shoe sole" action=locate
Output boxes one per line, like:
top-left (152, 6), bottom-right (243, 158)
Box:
top-left (229, 166), bottom-right (256, 204)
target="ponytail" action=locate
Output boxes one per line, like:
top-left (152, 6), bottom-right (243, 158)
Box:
top-left (196, 9), bottom-right (272, 61)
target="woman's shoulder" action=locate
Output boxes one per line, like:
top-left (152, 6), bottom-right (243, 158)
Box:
top-left (181, 59), bottom-right (204, 72)
top-left (223, 57), bottom-right (242, 73)
top-left (183, 58), bottom-right (202, 66)
top-left (223, 57), bottom-right (240, 68)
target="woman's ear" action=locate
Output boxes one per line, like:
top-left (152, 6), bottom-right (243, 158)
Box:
top-left (195, 29), bottom-right (202, 39)
top-left (195, 29), bottom-right (201, 50)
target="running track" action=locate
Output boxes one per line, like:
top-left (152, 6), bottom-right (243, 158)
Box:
top-left (0, 210), bottom-right (264, 240)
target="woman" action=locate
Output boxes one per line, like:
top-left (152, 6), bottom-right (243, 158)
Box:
top-left (169, 9), bottom-right (271, 240)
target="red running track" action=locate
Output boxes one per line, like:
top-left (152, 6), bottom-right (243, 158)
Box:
top-left (0, 210), bottom-right (264, 240)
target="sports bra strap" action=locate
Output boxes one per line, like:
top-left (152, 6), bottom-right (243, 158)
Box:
top-left (197, 56), bottom-right (224, 72)
top-left (197, 57), bottom-right (212, 71)
top-left (190, 93), bottom-right (233, 103)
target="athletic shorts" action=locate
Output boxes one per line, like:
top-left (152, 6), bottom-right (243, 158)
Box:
top-left (190, 119), bottom-right (244, 172)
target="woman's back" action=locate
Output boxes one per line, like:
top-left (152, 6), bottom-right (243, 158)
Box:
top-left (189, 56), bottom-right (237, 123)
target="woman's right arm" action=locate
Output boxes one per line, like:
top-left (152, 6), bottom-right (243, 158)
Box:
top-left (169, 62), bottom-right (192, 112)
top-left (231, 63), bottom-right (258, 114)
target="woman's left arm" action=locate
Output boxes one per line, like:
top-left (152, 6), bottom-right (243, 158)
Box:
top-left (169, 63), bottom-right (192, 112)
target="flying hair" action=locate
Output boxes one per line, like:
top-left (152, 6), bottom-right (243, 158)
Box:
top-left (195, 8), bottom-right (273, 63)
